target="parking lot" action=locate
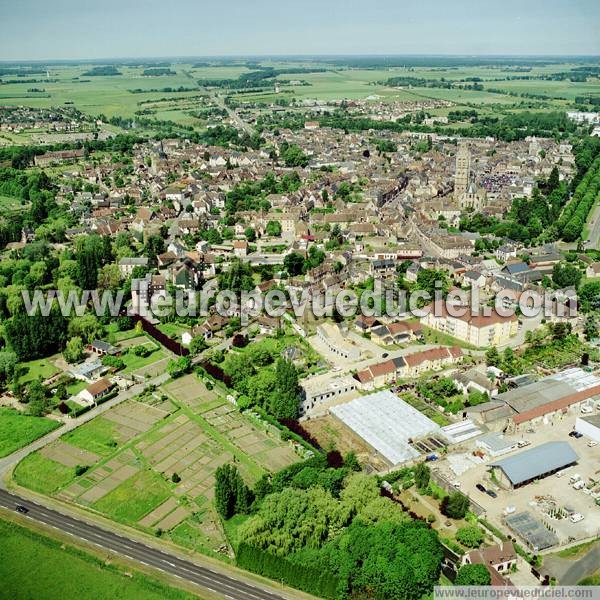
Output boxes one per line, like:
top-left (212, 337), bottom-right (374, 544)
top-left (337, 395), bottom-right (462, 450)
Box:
top-left (437, 413), bottom-right (600, 547)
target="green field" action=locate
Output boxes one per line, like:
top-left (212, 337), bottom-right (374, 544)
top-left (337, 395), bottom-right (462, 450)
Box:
top-left (93, 470), bottom-right (172, 525)
top-left (62, 416), bottom-right (119, 457)
top-left (17, 357), bottom-right (61, 384)
top-left (2, 61), bottom-right (598, 131)
top-left (0, 518), bottom-right (197, 600)
top-left (13, 452), bottom-right (76, 494)
top-left (0, 408), bottom-right (59, 458)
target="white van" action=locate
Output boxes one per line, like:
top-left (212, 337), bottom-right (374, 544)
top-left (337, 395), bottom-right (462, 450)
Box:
top-left (573, 480), bottom-right (586, 490)
top-left (569, 473), bottom-right (581, 484)
top-left (581, 405), bottom-right (593, 414)
top-left (570, 513), bottom-right (585, 523)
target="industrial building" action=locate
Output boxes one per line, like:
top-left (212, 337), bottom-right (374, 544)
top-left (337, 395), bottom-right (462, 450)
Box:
top-left (466, 368), bottom-right (600, 431)
top-left (575, 414), bottom-right (600, 443)
top-left (330, 389), bottom-right (444, 466)
top-left (489, 441), bottom-right (578, 489)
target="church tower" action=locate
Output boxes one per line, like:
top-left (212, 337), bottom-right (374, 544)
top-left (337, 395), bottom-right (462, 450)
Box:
top-left (454, 144), bottom-right (471, 201)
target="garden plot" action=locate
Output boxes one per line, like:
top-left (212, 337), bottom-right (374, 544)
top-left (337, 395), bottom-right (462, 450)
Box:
top-left (132, 356), bottom-right (170, 379)
top-left (101, 400), bottom-right (168, 442)
top-left (163, 374), bottom-right (220, 410)
top-left (200, 404), bottom-right (298, 472)
top-left (59, 448), bottom-right (140, 504)
top-left (41, 441), bottom-right (100, 468)
top-left (116, 335), bottom-right (155, 349)
top-left (136, 414), bottom-right (246, 501)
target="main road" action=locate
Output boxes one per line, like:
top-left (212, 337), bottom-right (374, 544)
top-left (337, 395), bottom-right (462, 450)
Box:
top-left (0, 488), bottom-right (286, 600)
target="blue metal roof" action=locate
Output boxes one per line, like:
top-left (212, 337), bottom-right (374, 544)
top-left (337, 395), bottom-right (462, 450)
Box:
top-left (490, 441), bottom-right (578, 485)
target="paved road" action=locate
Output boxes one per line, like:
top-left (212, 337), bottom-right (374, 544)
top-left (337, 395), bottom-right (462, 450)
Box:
top-left (0, 489), bottom-right (284, 600)
top-left (560, 544), bottom-right (600, 585)
top-left (211, 92), bottom-right (255, 136)
top-left (584, 200), bottom-right (600, 251)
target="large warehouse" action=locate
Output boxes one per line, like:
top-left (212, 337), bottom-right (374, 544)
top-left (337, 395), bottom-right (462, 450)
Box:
top-left (330, 390), bottom-right (443, 466)
top-left (467, 368), bottom-right (600, 430)
top-left (490, 441), bottom-right (578, 489)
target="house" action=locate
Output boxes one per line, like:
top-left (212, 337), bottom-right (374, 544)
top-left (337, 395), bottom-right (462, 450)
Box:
top-left (118, 257), bottom-right (149, 277)
top-left (586, 262), bottom-right (600, 279)
top-left (495, 245), bottom-right (517, 262)
top-left (78, 378), bottom-right (114, 405)
top-left (88, 340), bottom-right (119, 357)
top-left (69, 359), bottom-right (106, 382)
top-left (233, 240), bottom-right (248, 258)
top-left (461, 542), bottom-right (516, 586)
top-left (402, 346), bottom-right (463, 377)
top-left (462, 270), bottom-right (486, 289)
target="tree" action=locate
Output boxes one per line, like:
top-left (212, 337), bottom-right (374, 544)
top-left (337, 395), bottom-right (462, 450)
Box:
top-left (189, 335), bottom-right (208, 356)
top-left (284, 252), bottom-right (305, 276)
top-left (270, 358), bottom-right (299, 420)
top-left (244, 227), bottom-right (256, 242)
top-left (456, 525), bottom-right (484, 548)
top-left (415, 268), bottom-right (451, 300)
top-left (455, 564), bottom-right (491, 586)
top-left (266, 220), bottom-right (281, 237)
top-left (214, 463), bottom-right (253, 519)
top-left (441, 491), bottom-right (470, 519)
top-left (552, 261), bottom-right (582, 289)
top-left (63, 336), bottom-right (85, 364)
top-left (218, 258), bottom-right (254, 293)
top-left (0, 350), bottom-right (18, 385)
top-left (167, 356), bottom-right (191, 378)
top-left (414, 463), bottom-right (431, 490)
top-left (24, 380), bottom-right (49, 416)
top-left (171, 472), bottom-right (181, 483)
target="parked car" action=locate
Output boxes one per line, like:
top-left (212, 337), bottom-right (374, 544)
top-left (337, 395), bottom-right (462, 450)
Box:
top-left (15, 505), bottom-right (28, 514)
top-left (569, 431), bottom-right (583, 438)
top-left (570, 513), bottom-right (585, 523)
top-left (425, 454), bottom-right (438, 462)
top-left (486, 489), bottom-right (498, 498)
top-left (476, 483), bottom-right (486, 493)
top-left (588, 440), bottom-right (597, 447)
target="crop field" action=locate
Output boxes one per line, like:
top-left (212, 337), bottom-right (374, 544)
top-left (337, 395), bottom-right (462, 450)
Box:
top-left (13, 376), bottom-right (300, 556)
top-left (0, 408), bottom-right (59, 458)
top-left (0, 518), bottom-right (195, 600)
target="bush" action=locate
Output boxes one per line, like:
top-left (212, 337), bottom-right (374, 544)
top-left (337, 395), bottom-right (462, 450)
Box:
top-left (456, 525), bottom-right (484, 548)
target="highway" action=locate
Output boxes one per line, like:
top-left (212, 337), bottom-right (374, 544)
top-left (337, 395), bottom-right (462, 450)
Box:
top-left (0, 488), bottom-right (285, 600)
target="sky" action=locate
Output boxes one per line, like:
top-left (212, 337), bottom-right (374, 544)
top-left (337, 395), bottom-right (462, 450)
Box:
top-left (0, 0), bottom-right (599, 61)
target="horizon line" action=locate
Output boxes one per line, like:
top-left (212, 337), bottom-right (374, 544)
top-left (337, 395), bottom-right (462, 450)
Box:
top-left (1, 52), bottom-right (600, 64)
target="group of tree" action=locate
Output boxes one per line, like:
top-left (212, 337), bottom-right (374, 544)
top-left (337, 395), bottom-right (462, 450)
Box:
top-left (214, 463), bottom-right (254, 519)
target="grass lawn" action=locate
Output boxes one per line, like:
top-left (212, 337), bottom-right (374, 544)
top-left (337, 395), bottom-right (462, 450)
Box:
top-left (0, 408), bottom-right (60, 458)
top-left (17, 357), bottom-right (61, 384)
top-left (556, 539), bottom-right (599, 560)
top-left (0, 194), bottom-right (23, 211)
top-left (421, 325), bottom-right (479, 351)
top-left (0, 518), bottom-right (195, 600)
top-left (157, 322), bottom-right (191, 339)
top-left (67, 379), bottom-right (87, 396)
top-left (62, 417), bottom-right (119, 457)
top-left (93, 469), bottom-right (171, 525)
top-left (579, 570), bottom-right (600, 585)
top-left (13, 452), bottom-right (76, 494)
top-left (121, 347), bottom-right (166, 373)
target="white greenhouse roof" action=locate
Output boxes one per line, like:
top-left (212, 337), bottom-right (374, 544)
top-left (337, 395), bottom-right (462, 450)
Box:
top-left (330, 389), bottom-right (442, 465)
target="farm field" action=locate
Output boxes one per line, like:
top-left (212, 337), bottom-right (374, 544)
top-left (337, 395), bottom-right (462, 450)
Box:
top-left (12, 375), bottom-right (300, 556)
top-left (0, 408), bottom-right (59, 458)
top-left (0, 517), bottom-right (196, 600)
top-left (2, 61), bottom-right (598, 129)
